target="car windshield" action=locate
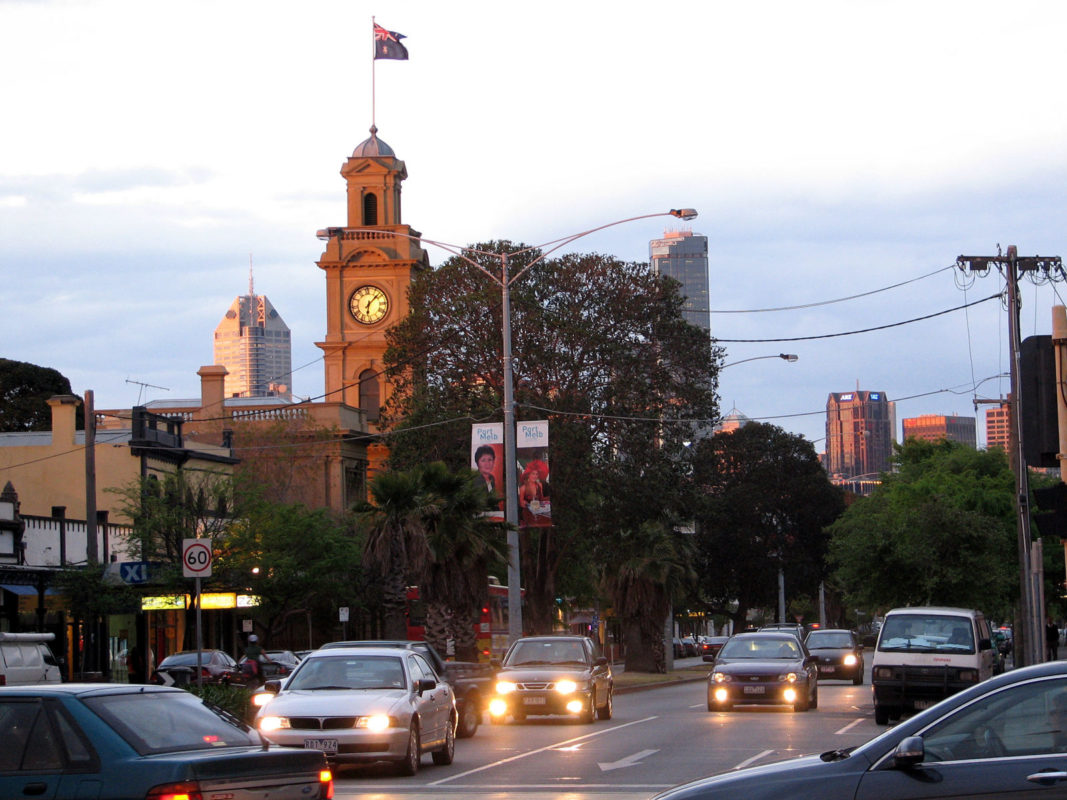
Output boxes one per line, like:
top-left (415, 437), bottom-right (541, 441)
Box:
top-left (507, 640), bottom-right (588, 666)
top-left (159, 652), bottom-right (217, 667)
top-left (84, 691), bottom-right (260, 755)
top-left (287, 655), bottom-right (406, 690)
top-left (719, 638), bottom-right (800, 660)
top-left (878, 614), bottom-right (975, 653)
top-left (806, 632), bottom-right (854, 649)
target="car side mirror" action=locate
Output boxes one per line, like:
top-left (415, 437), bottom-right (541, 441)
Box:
top-left (263, 679), bottom-right (281, 694)
top-left (417, 677), bottom-right (436, 694)
top-left (490, 659), bottom-right (502, 669)
top-left (702, 655), bottom-right (716, 662)
top-left (892, 736), bottom-right (925, 768)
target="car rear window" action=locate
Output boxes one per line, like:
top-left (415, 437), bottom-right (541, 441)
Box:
top-left (83, 691), bottom-right (260, 754)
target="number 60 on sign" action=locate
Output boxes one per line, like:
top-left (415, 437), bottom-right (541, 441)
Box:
top-left (182, 538), bottom-right (213, 578)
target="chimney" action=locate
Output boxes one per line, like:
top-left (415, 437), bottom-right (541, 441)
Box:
top-left (47, 395), bottom-right (81, 445)
top-left (196, 365), bottom-right (228, 423)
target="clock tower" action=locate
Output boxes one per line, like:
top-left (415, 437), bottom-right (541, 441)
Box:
top-left (315, 126), bottom-right (428, 431)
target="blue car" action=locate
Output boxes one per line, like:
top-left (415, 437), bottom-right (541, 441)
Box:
top-left (0, 683), bottom-right (332, 800)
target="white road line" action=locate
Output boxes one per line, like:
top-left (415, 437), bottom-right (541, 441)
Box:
top-left (427, 716), bottom-right (659, 786)
top-left (836, 718), bottom-right (865, 734)
top-left (734, 749), bottom-right (774, 770)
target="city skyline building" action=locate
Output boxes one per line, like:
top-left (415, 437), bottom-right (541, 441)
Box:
top-left (901, 413), bottom-right (977, 448)
top-left (213, 272), bottom-right (292, 400)
top-left (649, 229), bottom-right (710, 334)
top-left (985, 402), bottom-right (1012, 452)
top-left (825, 389), bottom-right (894, 479)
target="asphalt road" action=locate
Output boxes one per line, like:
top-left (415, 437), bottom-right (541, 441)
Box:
top-left (331, 667), bottom-right (881, 800)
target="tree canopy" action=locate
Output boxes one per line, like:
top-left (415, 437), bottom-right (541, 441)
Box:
top-left (0, 358), bottom-right (77, 432)
top-left (690, 422), bottom-right (845, 628)
top-left (380, 242), bottom-right (721, 632)
top-left (827, 439), bottom-right (1016, 615)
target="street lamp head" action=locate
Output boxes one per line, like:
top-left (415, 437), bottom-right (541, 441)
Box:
top-left (669, 208), bottom-right (698, 221)
top-left (780, 353), bottom-right (799, 362)
top-left (316, 227), bottom-right (344, 240)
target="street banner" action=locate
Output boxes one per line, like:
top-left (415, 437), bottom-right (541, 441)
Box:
top-left (471, 423), bottom-right (504, 519)
top-left (516, 421), bottom-right (551, 528)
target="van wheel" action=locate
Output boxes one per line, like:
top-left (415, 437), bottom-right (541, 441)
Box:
top-left (457, 698), bottom-right (480, 738)
top-left (874, 704), bottom-right (889, 725)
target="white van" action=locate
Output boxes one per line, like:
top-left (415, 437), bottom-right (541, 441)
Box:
top-left (0, 632), bottom-right (62, 685)
top-left (871, 606), bottom-right (995, 725)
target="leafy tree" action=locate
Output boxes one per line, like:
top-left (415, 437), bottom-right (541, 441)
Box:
top-left (380, 242), bottom-right (721, 633)
top-left (598, 521), bottom-right (695, 673)
top-left (691, 422), bottom-right (845, 629)
top-left (0, 358), bottom-right (77, 432)
top-left (828, 439), bottom-right (1016, 614)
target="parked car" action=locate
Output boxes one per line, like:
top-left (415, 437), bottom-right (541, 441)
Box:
top-left (804, 628), bottom-right (864, 684)
top-left (657, 659), bottom-right (1067, 799)
top-left (255, 645), bottom-right (456, 775)
top-left (672, 637), bottom-right (686, 659)
top-left (707, 631), bottom-right (818, 712)
top-left (759, 622), bottom-right (806, 641)
top-left (153, 649), bottom-right (242, 686)
top-left (320, 639), bottom-right (494, 738)
top-left (488, 635), bottom-right (613, 723)
top-left (0, 683), bottom-right (332, 799)
top-left (680, 636), bottom-right (698, 657)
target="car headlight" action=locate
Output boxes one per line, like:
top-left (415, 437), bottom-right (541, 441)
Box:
top-left (251, 692), bottom-right (275, 708)
top-left (356, 714), bottom-right (392, 731)
top-left (496, 680), bottom-right (518, 694)
top-left (843, 654), bottom-right (858, 667)
top-left (712, 672), bottom-right (731, 683)
top-left (781, 672), bottom-right (798, 683)
top-left (259, 716), bottom-right (290, 732)
top-left (555, 679), bottom-right (579, 695)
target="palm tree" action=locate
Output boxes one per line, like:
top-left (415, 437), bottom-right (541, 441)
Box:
top-left (600, 521), bottom-right (695, 673)
top-left (415, 462), bottom-right (508, 662)
top-left (358, 469), bottom-right (430, 640)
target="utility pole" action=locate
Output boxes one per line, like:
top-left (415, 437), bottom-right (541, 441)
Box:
top-left (956, 248), bottom-right (1063, 668)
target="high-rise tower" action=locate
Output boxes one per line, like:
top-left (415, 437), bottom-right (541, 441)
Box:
top-left (650, 229), bottom-right (710, 333)
top-left (213, 272), bottom-right (292, 399)
top-left (825, 390), bottom-right (893, 478)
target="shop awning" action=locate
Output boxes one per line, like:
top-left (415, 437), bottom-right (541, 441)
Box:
top-left (0, 584), bottom-right (55, 596)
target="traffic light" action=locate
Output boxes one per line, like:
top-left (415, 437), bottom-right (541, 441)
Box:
top-left (1021, 335), bottom-right (1058, 469)
top-left (1033, 481), bottom-right (1067, 539)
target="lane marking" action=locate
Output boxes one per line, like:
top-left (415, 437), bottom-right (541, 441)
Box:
top-left (836, 718), bottom-right (865, 734)
top-left (598, 748), bottom-right (659, 771)
top-left (427, 716), bottom-right (658, 786)
top-left (735, 749), bottom-right (774, 770)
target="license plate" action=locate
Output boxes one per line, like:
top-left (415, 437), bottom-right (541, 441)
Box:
top-left (819, 666), bottom-right (836, 673)
top-left (304, 738), bottom-right (338, 754)
top-left (523, 696), bottom-right (547, 705)
top-left (743, 685), bottom-right (765, 694)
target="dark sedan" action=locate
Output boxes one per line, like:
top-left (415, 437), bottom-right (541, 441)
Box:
top-left (707, 632), bottom-right (818, 712)
top-left (488, 635), bottom-right (613, 723)
top-left (805, 628), bottom-right (864, 684)
top-left (658, 659), bottom-right (1067, 800)
top-left (153, 649), bottom-right (242, 686)
top-left (699, 636), bottom-right (730, 660)
top-left (0, 683), bottom-right (332, 800)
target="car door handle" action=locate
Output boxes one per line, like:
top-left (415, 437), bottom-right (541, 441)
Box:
top-left (1028, 770), bottom-right (1067, 784)
top-left (21, 782), bottom-right (49, 796)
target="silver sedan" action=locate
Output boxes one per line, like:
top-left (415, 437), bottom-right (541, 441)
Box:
top-left (255, 647), bottom-right (456, 775)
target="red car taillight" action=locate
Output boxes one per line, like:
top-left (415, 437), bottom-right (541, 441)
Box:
top-left (146, 781), bottom-right (203, 800)
top-left (320, 769), bottom-right (334, 799)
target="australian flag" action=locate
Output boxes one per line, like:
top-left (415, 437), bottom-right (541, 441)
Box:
top-left (374, 23), bottom-right (409, 60)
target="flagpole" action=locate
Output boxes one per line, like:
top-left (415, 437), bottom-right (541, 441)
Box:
top-left (371, 17), bottom-right (377, 129)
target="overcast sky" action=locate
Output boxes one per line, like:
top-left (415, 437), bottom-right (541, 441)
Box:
top-left (3, 0), bottom-right (1066, 448)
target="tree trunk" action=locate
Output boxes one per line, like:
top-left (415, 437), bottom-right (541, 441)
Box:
top-left (451, 606), bottom-right (480, 662)
top-left (424, 602), bottom-right (451, 655)
top-left (622, 615), bottom-right (665, 673)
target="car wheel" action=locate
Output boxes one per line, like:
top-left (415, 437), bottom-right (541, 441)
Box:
top-left (457, 697), bottom-right (480, 738)
top-left (810, 683), bottom-right (818, 709)
top-left (596, 688), bottom-right (613, 720)
top-left (511, 710), bottom-right (526, 723)
top-left (397, 723), bottom-right (420, 776)
top-left (580, 690), bottom-right (596, 723)
top-left (874, 704), bottom-right (889, 725)
top-left (852, 670), bottom-right (863, 686)
top-left (431, 715), bottom-right (456, 765)
top-left (794, 687), bottom-right (810, 712)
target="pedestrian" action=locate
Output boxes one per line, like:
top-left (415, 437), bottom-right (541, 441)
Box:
top-left (1047, 619), bottom-right (1060, 661)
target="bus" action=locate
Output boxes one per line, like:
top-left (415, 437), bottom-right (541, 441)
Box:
top-left (405, 581), bottom-right (515, 662)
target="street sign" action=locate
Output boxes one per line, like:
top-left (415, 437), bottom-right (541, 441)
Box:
top-left (182, 538), bottom-right (212, 578)
top-left (339, 606), bottom-right (349, 622)
top-left (119, 561), bottom-right (152, 584)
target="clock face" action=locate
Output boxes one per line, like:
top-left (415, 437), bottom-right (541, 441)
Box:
top-left (349, 285), bottom-right (389, 324)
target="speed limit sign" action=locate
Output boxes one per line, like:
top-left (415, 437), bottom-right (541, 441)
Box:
top-left (182, 538), bottom-right (213, 578)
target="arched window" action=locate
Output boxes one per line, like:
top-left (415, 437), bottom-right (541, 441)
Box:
top-left (362, 193), bottom-right (378, 226)
top-left (359, 370), bottom-right (380, 422)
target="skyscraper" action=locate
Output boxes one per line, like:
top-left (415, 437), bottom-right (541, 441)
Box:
top-left (650, 229), bottom-right (710, 333)
top-left (985, 402), bottom-right (1011, 452)
top-left (901, 413), bottom-right (977, 448)
top-left (213, 274), bottom-right (292, 399)
top-left (825, 390), bottom-right (893, 478)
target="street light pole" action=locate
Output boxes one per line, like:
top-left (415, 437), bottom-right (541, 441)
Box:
top-left (721, 353), bottom-right (799, 369)
top-left (320, 208), bottom-right (698, 644)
